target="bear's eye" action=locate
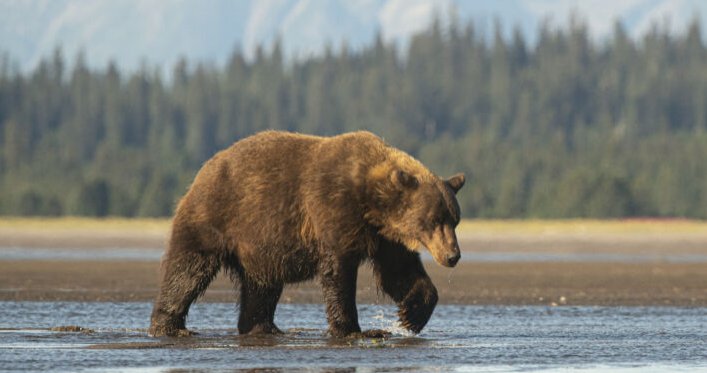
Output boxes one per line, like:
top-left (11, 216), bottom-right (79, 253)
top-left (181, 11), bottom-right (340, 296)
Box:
top-left (425, 214), bottom-right (443, 229)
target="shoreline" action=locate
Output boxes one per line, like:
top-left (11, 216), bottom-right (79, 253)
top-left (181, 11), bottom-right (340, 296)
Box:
top-left (3, 218), bottom-right (707, 254)
top-left (2, 218), bottom-right (706, 306)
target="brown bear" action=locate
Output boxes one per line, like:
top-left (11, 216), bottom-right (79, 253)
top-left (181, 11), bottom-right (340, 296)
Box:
top-left (148, 130), bottom-right (464, 338)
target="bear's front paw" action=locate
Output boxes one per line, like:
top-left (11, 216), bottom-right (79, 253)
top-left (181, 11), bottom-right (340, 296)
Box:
top-left (397, 281), bottom-right (438, 334)
top-left (398, 304), bottom-right (433, 334)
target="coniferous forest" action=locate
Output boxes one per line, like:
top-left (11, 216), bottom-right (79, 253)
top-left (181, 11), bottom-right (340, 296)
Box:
top-left (2, 19), bottom-right (707, 218)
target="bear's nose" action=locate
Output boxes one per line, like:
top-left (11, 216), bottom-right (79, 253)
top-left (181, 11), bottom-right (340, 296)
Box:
top-left (446, 252), bottom-right (461, 267)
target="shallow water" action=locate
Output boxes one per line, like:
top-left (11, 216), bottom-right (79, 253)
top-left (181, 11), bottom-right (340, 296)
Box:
top-left (3, 246), bottom-right (707, 263)
top-left (1, 302), bottom-right (705, 372)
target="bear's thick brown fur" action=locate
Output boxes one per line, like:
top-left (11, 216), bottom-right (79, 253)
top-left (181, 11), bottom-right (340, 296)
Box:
top-left (149, 131), bottom-right (464, 338)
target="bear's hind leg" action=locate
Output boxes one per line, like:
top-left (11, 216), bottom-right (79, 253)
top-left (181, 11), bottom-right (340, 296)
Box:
top-left (237, 277), bottom-right (284, 335)
top-left (149, 248), bottom-right (221, 337)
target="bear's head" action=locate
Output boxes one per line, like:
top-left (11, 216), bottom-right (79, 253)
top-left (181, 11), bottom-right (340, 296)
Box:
top-left (366, 160), bottom-right (465, 267)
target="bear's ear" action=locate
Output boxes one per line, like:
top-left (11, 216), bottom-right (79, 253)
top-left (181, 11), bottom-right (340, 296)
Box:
top-left (391, 169), bottom-right (419, 189)
top-left (446, 173), bottom-right (465, 194)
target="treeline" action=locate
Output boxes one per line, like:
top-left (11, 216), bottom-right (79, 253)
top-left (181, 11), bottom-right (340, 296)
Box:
top-left (2, 19), bottom-right (707, 218)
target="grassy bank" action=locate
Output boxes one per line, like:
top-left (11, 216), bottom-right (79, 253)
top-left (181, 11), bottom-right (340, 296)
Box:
top-left (0, 217), bottom-right (170, 233)
top-left (457, 218), bottom-right (707, 235)
top-left (1, 217), bottom-right (707, 236)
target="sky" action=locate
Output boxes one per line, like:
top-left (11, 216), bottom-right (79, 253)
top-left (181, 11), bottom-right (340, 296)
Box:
top-left (1, 0), bottom-right (706, 73)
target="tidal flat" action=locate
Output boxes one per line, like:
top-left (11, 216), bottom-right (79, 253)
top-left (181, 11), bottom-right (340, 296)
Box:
top-left (1, 219), bottom-right (706, 372)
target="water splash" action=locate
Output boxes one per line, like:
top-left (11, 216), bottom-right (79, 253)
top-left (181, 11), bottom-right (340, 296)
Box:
top-left (365, 306), bottom-right (414, 337)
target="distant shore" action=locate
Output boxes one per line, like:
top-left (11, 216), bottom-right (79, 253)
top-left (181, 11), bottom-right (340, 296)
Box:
top-left (1, 218), bottom-right (706, 306)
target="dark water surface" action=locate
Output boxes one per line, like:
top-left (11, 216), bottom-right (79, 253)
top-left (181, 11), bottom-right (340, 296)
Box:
top-left (1, 302), bottom-right (705, 372)
top-left (3, 246), bottom-right (707, 263)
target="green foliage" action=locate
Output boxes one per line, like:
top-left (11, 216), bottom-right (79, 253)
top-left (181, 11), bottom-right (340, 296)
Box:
top-left (552, 168), bottom-right (636, 218)
top-left (1, 19), bottom-right (707, 218)
top-left (73, 179), bottom-right (110, 217)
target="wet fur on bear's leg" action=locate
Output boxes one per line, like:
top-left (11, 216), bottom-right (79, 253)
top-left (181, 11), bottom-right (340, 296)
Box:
top-left (149, 245), bottom-right (222, 337)
top-left (237, 277), bottom-right (284, 335)
top-left (372, 239), bottom-right (438, 334)
top-left (319, 253), bottom-right (363, 337)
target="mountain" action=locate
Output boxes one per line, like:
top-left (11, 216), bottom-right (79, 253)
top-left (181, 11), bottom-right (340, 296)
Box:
top-left (1, 0), bottom-right (707, 73)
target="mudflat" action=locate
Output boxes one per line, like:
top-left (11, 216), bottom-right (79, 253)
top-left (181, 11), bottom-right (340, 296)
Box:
top-left (1, 260), bottom-right (706, 306)
top-left (1, 218), bottom-right (706, 306)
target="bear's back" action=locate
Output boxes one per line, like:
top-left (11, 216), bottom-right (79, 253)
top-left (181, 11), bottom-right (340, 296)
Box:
top-left (175, 131), bottom-right (394, 280)
top-left (225, 130), bottom-right (322, 171)
top-left (175, 130), bottom-right (407, 248)
top-left (181, 131), bottom-right (320, 224)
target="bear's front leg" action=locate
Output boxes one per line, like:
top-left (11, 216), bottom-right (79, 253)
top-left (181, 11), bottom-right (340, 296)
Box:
top-left (319, 254), bottom-right (362, 337)
top-left (396, 276), bottom-right (438, 333)
top-left (373, 240), bottom-right (438, 334)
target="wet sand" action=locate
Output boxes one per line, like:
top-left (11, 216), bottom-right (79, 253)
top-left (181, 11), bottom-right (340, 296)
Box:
top-left (1, 219), bottom-right (706, 306)
top-left (1, 259), bottom-right (706, 306)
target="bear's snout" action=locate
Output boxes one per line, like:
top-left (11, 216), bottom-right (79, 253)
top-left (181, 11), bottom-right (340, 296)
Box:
top-left (437, 242), bottom-right (460, 267)
top-left (422, 225), bottom-right (461, 268)
top-left (445, 251), bottom-right (461, 267)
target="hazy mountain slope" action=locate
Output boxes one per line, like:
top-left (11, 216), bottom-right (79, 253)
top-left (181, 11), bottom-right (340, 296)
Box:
top-left (1, 0), bottom-right (705, 72)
